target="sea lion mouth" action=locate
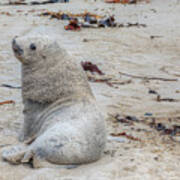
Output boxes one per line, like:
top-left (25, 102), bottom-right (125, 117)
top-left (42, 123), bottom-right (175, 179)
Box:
top-left (12, 38), bottom-right (24, 63)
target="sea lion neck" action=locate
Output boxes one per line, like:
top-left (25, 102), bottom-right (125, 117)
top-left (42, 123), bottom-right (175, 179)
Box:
top-left (21, 49), bottom-right (93, 104)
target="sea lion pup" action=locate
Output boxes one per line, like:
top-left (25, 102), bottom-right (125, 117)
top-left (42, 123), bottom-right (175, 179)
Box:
top-left (2, 33), bottom-right (106, 168)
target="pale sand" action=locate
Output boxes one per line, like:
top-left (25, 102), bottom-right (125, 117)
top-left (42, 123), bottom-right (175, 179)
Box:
top-left (0, 0), bottom-right (180, 179)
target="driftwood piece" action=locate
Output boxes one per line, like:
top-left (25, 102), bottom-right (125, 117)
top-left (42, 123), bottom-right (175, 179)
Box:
top-left (0, 100), bottom-right (15, 105)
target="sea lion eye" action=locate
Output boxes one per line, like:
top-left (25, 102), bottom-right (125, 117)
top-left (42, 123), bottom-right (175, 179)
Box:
top-left (30, 43), bottom-right (36, 51)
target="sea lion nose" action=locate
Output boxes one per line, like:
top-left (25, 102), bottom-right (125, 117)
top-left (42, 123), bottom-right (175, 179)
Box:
top-left (12, 37), bottom-right (24, 56)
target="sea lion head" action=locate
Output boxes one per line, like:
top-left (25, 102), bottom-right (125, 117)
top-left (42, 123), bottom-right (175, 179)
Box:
top-left (12, 34), bottom-right (59, 64)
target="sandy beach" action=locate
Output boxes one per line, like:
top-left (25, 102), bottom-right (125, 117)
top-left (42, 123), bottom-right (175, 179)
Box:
top-left (0, 0), bottom-right (180, 179)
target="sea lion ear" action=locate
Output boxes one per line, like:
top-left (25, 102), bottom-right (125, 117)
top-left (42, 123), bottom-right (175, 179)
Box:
top-left (29, 43), bottom-right (36, 51)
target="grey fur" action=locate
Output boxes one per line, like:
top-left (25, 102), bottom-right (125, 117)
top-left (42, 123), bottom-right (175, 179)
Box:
top-left (2, 33), bottom-right (106, 168)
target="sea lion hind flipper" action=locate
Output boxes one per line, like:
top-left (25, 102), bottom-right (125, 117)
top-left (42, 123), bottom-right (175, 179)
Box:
top-left (2, 144), bottom-right (27, 164)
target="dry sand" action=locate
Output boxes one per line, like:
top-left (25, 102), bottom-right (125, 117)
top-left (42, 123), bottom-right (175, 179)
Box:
top-left (0, 0), bottom-right (180, 179)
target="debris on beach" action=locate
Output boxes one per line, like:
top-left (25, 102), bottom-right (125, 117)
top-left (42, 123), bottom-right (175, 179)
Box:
top-left (148, 89), bottom-right (179, 102)
top-left (87, 74), bottom-right (132, 88)
top-left (41, 12), bottom-right (70, 20)
top-left (110, 132), bottom-right (141, 141)
top-left (80, 61), bottom-right (129, 87)
top-left (115, 117), bottom-right (134, 125)
top-left (111, 112), bottom-right (180, 143)
top-left (105, 0), bottom-right (149, 4)
top-left (150, 35), bottom-right (163, 39)
top-left (105, 0), bottom-right (137, 4)
top-left (80, 62), bottom-right (133, 87)
top-left (148, 89), bottom-right (158, 95)
top-left (64, 18), bottom-right (81, 31)
top-left (1, 84), bottom-right (21, 89)
top-left (146, 117), bottom-right (180, 140)
top-left (144, 112), bottom-right (153, 116)
top-left (118, 22), bottom-right (147, 28)
top-left (67, 15), bottom-right (117, 29)
top-left (84, 13), bottom-right (98, 24)
top-left (31, 0), bottom-right (69, 5)
top-left (0, 12), bottom-right (12, 16)
top-left (156, 95), bottom-right (179, 102)
top-left (0, 100), bottom-right (15, 106)
top-left (88, 76), bottom-right (114, 87)
top-left (82, 13), bottom-right (99, 28)
top-left (81, 61), bottom-right (104, 75)
top-left (6, 0), bottom-right (69, 5)
top-left (39, 11), bottom-right (147, 30)
top-left (7, 0), bottom-right (26, 5)
top-left (119, 71), bottom-right (178, 81)
top-left (98, 16), bottom-right (116, 27)
top-left (40, 11), bottom-right (103, 20)
top-left (149, 119), bottom-right (180, 137)
top-left (113, 114), bottom-right (139, 125)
